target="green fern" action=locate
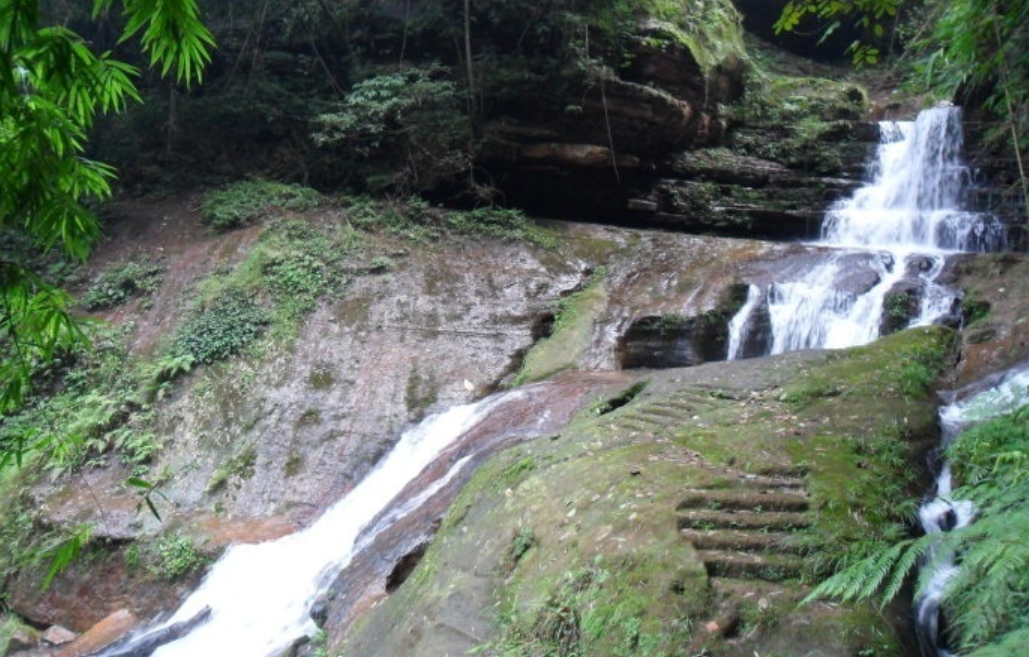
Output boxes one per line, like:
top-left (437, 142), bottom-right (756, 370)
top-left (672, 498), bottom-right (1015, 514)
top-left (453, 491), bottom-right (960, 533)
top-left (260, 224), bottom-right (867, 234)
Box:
top-left (807, 404), bottom-right (1029, 655)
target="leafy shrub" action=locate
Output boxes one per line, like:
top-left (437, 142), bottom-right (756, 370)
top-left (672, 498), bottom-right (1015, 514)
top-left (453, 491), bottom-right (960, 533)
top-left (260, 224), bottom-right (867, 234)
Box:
top-left (338, 195), bottom-right (554, 246)
top-left (256, 219), bottom-right (347, 328)
top-left (201, 180), bottom-right (323, 232)
top-left (312, 66), bottom-right (468, 193)
top-left (174, 289), bottom-right (269, 363)
top-left (81, 259), bottom-right (163, 310)
top-left (146, 534), bottom-right (206, 580)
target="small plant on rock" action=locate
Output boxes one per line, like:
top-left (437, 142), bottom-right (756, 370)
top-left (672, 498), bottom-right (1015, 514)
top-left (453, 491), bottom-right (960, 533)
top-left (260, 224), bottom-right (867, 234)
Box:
top-left (201, 180), bottom-right (323, 232)
top-left (81, 259), bottom-right (164, 310)
top-left (174, 288), bottom-right (269, 363)
top-left (146, 534), bottom-right (206, 581)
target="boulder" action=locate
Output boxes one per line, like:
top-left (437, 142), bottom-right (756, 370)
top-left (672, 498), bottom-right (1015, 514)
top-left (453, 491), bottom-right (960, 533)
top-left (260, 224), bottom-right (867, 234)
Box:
top-left (7, 622), bottom-right (41, 653)
top-left (40, 626), bottom-right (77, 646)
top-left (57, 609), bottom-right (137, 657)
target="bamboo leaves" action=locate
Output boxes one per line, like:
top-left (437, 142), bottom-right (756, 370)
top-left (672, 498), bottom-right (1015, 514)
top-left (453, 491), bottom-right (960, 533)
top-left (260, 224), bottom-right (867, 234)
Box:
top-left (1, 0), bottom-right (213, 461)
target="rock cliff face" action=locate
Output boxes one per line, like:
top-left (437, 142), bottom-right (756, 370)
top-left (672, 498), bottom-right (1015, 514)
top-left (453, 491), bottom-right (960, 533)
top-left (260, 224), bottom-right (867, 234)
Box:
top-left (6, 2), bottom-right (1029, 656)
top-left (478, 17), bottom-right (881, 240)
top-left (336, 332), bottom-right (954, 657)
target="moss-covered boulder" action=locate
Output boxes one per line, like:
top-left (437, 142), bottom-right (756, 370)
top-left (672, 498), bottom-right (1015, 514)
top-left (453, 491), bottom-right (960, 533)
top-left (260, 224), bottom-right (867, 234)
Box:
top-left (336, 326), bottom-right (957, 657)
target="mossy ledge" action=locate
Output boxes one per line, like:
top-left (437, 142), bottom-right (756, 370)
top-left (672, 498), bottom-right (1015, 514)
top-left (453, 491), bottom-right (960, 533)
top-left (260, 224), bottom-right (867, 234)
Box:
top-left (338, 326), bottom-right (957, 657)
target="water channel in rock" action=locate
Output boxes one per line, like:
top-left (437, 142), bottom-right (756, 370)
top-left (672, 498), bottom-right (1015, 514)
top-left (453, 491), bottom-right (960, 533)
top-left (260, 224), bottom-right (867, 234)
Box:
top-left (916, 361), bottom-right (1029, 656)
top-left (94, 372), bottom-right (626, 657)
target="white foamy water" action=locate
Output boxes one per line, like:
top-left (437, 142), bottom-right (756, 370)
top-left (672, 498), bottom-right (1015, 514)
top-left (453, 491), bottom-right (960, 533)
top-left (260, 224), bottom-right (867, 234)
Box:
top-left (915, 361), bottom-right (1029, 656)
top-left (726, 105), bottom-right (1005, 358)
top-left (114, 392), bottom-right (520, 657)
top-left (726, 284), bottom-right (760, 360)
top-left (823, 107), bottom-right (1000, 252)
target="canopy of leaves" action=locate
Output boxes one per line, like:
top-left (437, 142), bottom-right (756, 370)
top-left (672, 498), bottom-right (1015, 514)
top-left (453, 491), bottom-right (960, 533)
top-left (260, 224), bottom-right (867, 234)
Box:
top-left (774, 0), bottom-right (902, 65)
top-left (774, 0), bottom-right (1029, 216)
top-left (0, 0), bottom-right (213, 462)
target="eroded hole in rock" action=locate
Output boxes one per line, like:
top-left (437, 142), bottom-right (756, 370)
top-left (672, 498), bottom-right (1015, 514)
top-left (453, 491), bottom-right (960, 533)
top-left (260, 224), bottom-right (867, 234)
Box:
top-left (592, 381), bottom-right (648, 416)
top-left (720, 611), bottom-right (742, 639)
top-left (385, 542), bottom-right (428, 594)
top-left (533, 312), bottom-right (556, 341)
top-left (617, 314), bottom-right (730, 369)
top-left (617, 284), bottom-right (751, 369)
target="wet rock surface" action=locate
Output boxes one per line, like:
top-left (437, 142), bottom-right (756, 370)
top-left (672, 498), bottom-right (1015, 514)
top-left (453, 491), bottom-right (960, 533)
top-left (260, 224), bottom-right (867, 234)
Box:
top-left (9, 200), bottom-right (1028, 656)
top-left (11, 202), bottom-right (786, 631)
top-left (338, 329), bottom-right (959, 657)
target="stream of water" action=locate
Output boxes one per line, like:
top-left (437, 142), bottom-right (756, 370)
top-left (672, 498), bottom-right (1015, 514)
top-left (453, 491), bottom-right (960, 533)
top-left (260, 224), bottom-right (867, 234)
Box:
top-left (727, 105), bottom-right (1005, 358)
top-left (916, 362), bottom-right (1029, 657)
top-left (98, 391), bottom-right (525, 657)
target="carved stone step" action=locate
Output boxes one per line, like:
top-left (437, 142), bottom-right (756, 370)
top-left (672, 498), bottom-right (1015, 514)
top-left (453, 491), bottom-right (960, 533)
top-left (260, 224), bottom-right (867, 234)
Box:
top-left (698, 550), bottom-right (805, 581)
top-left (735, 473), bottom-right (807, 490)
top-left (680, 528), bottom-right (804, 554)
top-left (635, 405), bottom-right (686, 420)
top-left (676, 489), bottom-right (810, 513)
top-left (617, 413), bottom-right (664, 428)
top-left (677, 509), bottom-right (809, 531)
top-left (749, 464), bottom-right (809, 479)
top-left (617, 418), bottom-right (662, 434)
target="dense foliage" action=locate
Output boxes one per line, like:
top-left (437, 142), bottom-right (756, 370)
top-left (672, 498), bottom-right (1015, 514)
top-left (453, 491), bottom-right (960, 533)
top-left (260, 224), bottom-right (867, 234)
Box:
top-left (775, 0), bottom-right (1028, 213)
top-left (313, 66), bottom-right (469, 193)
top-left (0, 0), bottom-right (213, 462)
top-left (201, 179), bottom-right (324, 232)
top-left (807, 404), bottom-right (1029, 656)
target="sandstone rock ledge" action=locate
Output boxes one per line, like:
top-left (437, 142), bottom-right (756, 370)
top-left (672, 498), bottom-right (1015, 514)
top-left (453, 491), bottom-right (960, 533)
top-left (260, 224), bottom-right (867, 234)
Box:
top-left (335, 327), bottom-right (958, 657)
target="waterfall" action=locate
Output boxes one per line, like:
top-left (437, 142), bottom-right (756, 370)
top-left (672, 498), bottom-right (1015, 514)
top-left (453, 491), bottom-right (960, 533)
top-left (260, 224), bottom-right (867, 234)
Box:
top-left (725, 105), bottom-right (1005, 357)
top-left (822, 106), bottom-right (1002, 252)
top-left (726, 284), bottom-right (760, 360)
top-left (719, 104), bottom-right (1013, 656)
top-left (916, 363), bottom-right (1029, 656)
top-left (98, 391), bottom-right (526, 657)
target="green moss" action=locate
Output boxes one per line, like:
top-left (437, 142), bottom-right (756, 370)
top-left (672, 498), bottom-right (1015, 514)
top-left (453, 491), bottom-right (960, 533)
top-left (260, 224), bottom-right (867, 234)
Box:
top-left (779, 326), bottom-right (957, 405)
top-left (590, 0), bottom-right (744, 75)
top-left (284, 451), bottom-right (303, 478)
top-left (513, 271), bottom-right (609, 385)
top-left (207, 444), bottom-right (258, 492)
top-left (729, 68), bottom-right (870, 173)
top-left (308, 366), bottom-right (336, 390)
top-left (404, 366), bottom-right (438, 420)
top-left (297, 408), bottom-right (321, 427)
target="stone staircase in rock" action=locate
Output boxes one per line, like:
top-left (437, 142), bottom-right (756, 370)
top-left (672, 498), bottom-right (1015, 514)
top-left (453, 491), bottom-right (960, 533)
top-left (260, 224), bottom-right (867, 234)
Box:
top-left (677, 468), bottom-right (810, 582)
top-left (609, 392), bottom-right (725, 435)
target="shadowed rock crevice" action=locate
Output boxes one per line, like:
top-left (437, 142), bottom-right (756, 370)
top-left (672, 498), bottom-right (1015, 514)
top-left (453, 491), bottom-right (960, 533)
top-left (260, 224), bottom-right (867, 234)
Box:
top-left (385, 543), bottom-right (429, 594)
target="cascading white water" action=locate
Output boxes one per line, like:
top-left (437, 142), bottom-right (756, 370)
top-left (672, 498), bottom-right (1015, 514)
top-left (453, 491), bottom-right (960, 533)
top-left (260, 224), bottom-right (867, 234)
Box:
top-left (765, 252), bottom-right (906, 353)
top-left (726, 284), bottom-right (760, 360)
top-left (726, 105), bottom-right (1005, 357)
top-left (822, 107), bottom-right (996, 251)
top-left (103, 392), bottom-right (522, 657)
top-left (916, 362), bottom-right (1029, 656)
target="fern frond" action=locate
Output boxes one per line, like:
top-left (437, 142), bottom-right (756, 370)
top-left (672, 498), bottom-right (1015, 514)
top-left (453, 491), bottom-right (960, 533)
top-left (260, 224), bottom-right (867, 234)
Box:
top-left (964, 627), bottom-right (1029, 657)
top-left (804, 538), bottom-right (919, 605)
